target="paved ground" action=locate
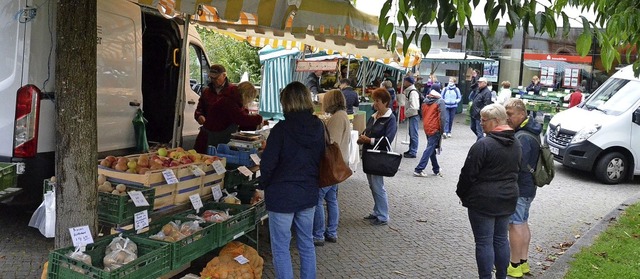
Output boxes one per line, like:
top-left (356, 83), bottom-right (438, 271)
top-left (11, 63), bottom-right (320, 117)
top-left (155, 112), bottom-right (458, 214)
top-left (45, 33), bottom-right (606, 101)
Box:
top-left (1, 113), bottom-right (639, 278)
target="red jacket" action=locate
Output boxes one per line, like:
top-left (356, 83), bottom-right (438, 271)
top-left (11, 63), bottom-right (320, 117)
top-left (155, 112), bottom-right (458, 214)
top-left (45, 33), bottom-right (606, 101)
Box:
top-left (194, 81), bottom-right (237, 121)
top-left (568, 91), bottom-right (583, 108)
top-left (203, 90), bottom-right (263, 132)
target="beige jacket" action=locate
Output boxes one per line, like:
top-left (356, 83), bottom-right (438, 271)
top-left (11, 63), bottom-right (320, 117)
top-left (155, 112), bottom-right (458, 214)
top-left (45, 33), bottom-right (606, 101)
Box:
top-left (326, 110), bottom-right (351, 164)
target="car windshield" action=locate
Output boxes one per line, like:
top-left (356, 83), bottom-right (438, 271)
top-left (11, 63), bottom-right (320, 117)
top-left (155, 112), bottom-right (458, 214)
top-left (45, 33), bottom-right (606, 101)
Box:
top-left (583, 78), bottom-right (640, 116)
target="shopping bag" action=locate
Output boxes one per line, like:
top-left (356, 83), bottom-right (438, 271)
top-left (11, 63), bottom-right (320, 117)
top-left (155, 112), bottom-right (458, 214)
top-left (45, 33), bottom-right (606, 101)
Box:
top-left (319, 124), bottom-right (353, 187)
top-left (362, 137), bottom-right (402, 177)
top-left (29, 190), bottom-right (56, 238)
top-left (132, 108), bottom-right (149, 152)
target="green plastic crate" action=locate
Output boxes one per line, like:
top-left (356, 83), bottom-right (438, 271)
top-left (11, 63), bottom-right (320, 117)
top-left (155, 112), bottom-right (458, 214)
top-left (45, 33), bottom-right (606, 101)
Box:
top-left (47, 234), bottom-right (170, 279)
top-left (180, 202), bottom-right (255, 245)
top-left (223, 168), bottom-right (253, 189)
top-left (0, 163), bottom-right (17, 192)
top-left (253, 200), bottom-right (267, 224)
top-left (98, 185), bottom-right (156, 225)
top-left (128, 216), bottom-right (218, 269)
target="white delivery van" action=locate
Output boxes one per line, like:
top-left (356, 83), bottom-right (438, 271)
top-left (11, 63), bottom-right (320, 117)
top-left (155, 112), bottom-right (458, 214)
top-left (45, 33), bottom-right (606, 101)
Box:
top-left (0, 0), bottom-right (212, 205)
top-left (545, 65), bottom-right (640, 184)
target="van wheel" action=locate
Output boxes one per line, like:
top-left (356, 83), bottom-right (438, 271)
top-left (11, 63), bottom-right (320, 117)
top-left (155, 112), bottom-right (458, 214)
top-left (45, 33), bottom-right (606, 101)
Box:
top-left (594, 152), bottom-right (627, 184)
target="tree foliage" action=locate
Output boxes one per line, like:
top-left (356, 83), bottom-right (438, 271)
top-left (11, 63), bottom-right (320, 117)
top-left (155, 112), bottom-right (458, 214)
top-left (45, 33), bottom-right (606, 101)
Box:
top-left (196, 27), bottom-right (261, 83)
top-left (380, 0), bottom-right (640, 75)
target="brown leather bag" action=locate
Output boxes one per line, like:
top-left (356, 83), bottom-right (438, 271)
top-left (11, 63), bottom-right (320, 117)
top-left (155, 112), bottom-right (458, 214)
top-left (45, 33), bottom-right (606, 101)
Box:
top-left (319, 124), bottom-right (353, 187)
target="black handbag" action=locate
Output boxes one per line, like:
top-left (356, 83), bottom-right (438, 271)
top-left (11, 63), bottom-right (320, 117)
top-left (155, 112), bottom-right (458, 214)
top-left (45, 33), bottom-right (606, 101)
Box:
top-left (362, 137), bottom-right (402, 177)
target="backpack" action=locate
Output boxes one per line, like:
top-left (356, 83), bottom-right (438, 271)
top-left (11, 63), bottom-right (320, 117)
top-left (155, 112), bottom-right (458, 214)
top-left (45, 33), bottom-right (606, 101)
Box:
top-left (409, 88), bottom-right (424, 105)
top-left (517, 131), bottom-right (555, 187)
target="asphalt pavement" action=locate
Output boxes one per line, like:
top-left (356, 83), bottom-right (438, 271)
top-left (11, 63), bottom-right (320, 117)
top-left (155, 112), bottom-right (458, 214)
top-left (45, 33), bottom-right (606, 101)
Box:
top-left (1, 112), bottom-right (639, 278)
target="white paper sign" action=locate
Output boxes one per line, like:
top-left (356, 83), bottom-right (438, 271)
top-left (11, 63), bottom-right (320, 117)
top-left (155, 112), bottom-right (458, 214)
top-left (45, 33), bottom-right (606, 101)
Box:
top-left (250, 154), bottom-right (261, 165)
top-left (134, 210), bottom-right (149, 231)
top-left (190, 165), bottom-right (206, 177)
top-left (213, 160), bottom-right (226, 175)
top-left (234, 255), bottom-right (250, 265)
top-left (190, 194), bottom-right (203, 212)
top-left (69, 225), bottom-right (94, 247)
top-left (212, 185), bottom-right (223, 202)
top-left (237, 166), bottom-right (253, 177)
top-left (255, 170), bottom-right (261, 178)
top-left (162, 169), bottom-right (178, 184)
top-left (128, 191), bottom-right (150, 207)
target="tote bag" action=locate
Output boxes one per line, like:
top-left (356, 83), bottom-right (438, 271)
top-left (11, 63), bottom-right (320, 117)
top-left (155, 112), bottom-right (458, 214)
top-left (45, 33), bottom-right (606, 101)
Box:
top-left (362, 137), bottom-right (402, 177)
top-left (319, 125), bottom-right (353, 187)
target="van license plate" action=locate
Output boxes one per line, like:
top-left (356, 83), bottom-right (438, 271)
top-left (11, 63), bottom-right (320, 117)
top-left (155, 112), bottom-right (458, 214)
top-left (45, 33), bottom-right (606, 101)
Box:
top-left (549, 146), bottom-right (559, 155)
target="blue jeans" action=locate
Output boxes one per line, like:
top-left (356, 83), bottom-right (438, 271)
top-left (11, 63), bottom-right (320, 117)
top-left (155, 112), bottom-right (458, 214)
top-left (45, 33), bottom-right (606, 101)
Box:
top-left (471, 118), bottom-right (484, 141)
top-left (366, 174), bottom-right (389, 222)
top-left (268, 207), bottom-right (317, 279)
top-left (414, 132), bottom-right (441, 174)
top-left (510, 197), bottom-right (534, 225)
top-left (313, 185), bottom-right (339, 239)
top-left (408, 115), bottom-right (420, 155)
top-left (445, 107), bottom-right (456, 133)
top-left (468, 208), bottom-right (511, 279)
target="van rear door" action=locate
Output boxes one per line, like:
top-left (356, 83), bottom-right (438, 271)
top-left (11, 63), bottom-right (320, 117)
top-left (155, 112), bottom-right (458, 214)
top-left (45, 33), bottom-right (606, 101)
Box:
top-left (0, 0), bottom-right (27, 157)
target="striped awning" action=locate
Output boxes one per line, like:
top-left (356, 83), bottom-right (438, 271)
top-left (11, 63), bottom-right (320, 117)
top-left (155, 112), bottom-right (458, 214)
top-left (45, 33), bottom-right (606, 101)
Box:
top-left (132, 0), bottom-right (394, 59)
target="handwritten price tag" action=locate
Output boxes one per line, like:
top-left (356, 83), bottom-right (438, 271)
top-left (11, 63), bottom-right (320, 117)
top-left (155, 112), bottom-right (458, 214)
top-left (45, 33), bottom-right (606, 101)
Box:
top-left (212, 185), bottom-right (223, 202)
top-left (69, 225), bottom-right (94, 248)
top-left (190, 194), bottom-right (203, 213)
top-left (255, 170), bottom-right (261, 178)
top-left (162, 169), bottom-right (178, 184)
top-left (250, 154), bottom-right (261, 165)
top-left (212, 160), bottom-right (226, 175)
top-left (237, 166), bottom-right (253, 177)
top-left (190, 165), bottom-right (205, 176)
top-left (234, 255), bottom-right (250, 265)
top-left (128, 191), bottom-right (149, 207)
top-left (134, 210), bottom-right (149, 231)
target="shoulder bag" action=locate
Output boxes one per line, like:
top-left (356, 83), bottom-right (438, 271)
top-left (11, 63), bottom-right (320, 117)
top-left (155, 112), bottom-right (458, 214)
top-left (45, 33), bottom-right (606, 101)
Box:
top-left (319, 124), bottom-right (353, 187)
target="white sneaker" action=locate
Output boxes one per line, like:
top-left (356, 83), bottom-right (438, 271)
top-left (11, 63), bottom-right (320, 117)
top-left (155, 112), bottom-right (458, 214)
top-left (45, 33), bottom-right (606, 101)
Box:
top-left (433, 172), bottom-right (443, 177)
top-left (447, 133), bottom-right (452, 138)
top-left (413, 171), bottom-right (429, 177)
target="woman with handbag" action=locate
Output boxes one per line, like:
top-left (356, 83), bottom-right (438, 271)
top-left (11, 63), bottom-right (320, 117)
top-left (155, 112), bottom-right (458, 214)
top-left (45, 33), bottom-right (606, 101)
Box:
top-left (357, 88), bottom-right (398, 226)
top-left (313, 89), bottom-right (351, 246)
top-left (258, 81), bottom-right (325, 279)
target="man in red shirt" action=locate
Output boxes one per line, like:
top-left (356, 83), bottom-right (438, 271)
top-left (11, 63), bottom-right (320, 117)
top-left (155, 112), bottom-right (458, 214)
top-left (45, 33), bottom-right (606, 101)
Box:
top-left (567, 87), bottom-right (584, 108)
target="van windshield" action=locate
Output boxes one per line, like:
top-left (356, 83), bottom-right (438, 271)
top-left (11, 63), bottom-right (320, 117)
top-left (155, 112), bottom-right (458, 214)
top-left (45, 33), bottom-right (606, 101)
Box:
top-left (583, 78), bottom-right (640, 116)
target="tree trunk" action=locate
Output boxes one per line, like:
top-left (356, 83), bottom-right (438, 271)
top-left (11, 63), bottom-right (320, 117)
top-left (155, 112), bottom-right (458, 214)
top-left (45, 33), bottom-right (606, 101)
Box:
top-left (55, 0), bottom-right (98, 249)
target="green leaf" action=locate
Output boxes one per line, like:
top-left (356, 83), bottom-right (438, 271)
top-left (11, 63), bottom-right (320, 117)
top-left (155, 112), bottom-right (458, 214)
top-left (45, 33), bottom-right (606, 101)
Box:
top-left (522, 13), bottom-right (530, 34)
top-left (378, 16), bottom-right (389, 40)
top-left (562, 12), bottom-right (570, 38)
top-left (466, 29), bottom-right (475, 50)
top-left (380, 1), bottom-right (391, 20)
top-left (479, 32), bottom-right (489, 57)
top-left (390, 33), bottom-right (397, 52)
top-left (534, 12), bottom-right (544, 34)
top-left (580, 15), bottom-right (591, 33)
top-left (508, 10), bottom-right (520, 28)
top-left (576, 32), bottom-right (592, 56)
top-left (421, 34), bottom-right (432, 56)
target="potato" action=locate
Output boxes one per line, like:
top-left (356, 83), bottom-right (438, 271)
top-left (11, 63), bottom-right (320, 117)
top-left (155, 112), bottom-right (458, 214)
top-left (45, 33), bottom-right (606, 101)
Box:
top-left (98, 183), bottom-right (113, 193)
top-left (115, 184), bottom-right (127, 193)
top-left (97, 174), bottom-right (107, 185)
top-left (111, 189), bottom-right (120, 195)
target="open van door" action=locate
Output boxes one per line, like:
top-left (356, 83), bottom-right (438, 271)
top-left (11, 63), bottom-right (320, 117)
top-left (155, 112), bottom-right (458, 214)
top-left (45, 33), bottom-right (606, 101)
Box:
top-left (632, 105), bottom-right (640, 176)
top-left (181, 33), bottom-right (210, 150)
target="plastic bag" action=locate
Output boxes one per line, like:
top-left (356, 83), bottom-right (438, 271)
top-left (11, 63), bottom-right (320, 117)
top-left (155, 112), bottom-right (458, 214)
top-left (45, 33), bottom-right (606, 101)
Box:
top-left (103, 236), bottom-right (138, 271)
top-left (201, 209), bottom-right (229, 223)
top-left (29, 190), bottom-right (56, 238)
top-left (132, 108), bottom-right (149, 152)
top-left (65, 247), bottom-right (92, 274)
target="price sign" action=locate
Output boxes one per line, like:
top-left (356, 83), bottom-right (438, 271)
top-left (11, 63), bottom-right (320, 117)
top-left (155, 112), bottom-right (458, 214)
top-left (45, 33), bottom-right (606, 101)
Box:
top-left (212, 160), bottom-right (226, 175)
top-left (69, 225), bottom-right (94, 248)
top-left (255, 170), bottom-right (261, 178)
top-left (190, 194), bottom-right (203, 213)
top-left (128, 191), bottom-right (149, 207)
top-left (134, 210), bottom-right (149, 231)
top-left (237, 166), bottom-right (253, 177)
top-left (162, 169), bottom-right (178, 184)
top-left (190, 165), bottom-right (206, 176)
top-left (234, 255), bottom-right (250, 265)
top-left (212, 185), bottom-right (223, 202)
top-left (250, 154), bottom-right (261, 165)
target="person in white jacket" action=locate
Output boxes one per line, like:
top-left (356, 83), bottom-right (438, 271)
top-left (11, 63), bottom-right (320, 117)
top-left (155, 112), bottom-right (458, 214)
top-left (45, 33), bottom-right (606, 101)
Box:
top-left (497, 81), bottom-right (513, 106)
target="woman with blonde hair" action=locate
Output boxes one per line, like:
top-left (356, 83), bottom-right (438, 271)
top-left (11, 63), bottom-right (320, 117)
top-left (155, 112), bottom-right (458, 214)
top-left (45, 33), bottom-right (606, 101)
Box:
top-left (259, 81), bottom-right (325, 279)
top-left (313, 89), bottom-right (350, 246)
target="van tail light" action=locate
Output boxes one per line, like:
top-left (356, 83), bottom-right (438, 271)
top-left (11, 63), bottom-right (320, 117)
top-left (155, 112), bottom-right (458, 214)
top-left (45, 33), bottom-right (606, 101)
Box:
top-left (14, 84), bottom-right (42, 158)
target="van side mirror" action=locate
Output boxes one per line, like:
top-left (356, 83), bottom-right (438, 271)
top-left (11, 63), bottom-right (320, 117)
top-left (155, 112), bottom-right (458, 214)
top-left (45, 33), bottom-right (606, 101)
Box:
top-left (633, 107), bottom-right (640, 125)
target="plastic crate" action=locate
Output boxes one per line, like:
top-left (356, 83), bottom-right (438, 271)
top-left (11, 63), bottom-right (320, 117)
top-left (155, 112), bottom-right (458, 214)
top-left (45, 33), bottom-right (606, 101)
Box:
top-left (98, 185), bottom-right (156, 225)
top-left (0, 163), bottom-right (17, 192)
top-left (207, 144), bottom-right (257, 167)
top-left (128, 216), bottom-right (218, 269)
top-left (43, 179), bottom-right (55, 197)
top-left (253, 200), bottom-right (267, 224)
top-left (223, 168), bottom-right (256, 190)
top-left (47, 235), bottom-right (170, 279)
top-left (180, 202), bottom-right (255, 245)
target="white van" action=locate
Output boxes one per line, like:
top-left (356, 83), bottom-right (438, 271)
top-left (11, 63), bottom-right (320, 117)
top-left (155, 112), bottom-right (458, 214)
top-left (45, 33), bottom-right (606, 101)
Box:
top-left (1, 0), bottom-right (212, 204)
top-left (545, 65), bottom-right (640, 184)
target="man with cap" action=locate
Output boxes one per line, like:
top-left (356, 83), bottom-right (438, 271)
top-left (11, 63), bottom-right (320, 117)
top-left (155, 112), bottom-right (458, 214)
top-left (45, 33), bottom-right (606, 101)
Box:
top-left (413, 84), bottom-right (446, 177)
top-left (194, 64), bottom-right (238, 153)
top-left (470, 77), bottom-right (494, 141)
top-left (403, 76), bottom-right (421, 158)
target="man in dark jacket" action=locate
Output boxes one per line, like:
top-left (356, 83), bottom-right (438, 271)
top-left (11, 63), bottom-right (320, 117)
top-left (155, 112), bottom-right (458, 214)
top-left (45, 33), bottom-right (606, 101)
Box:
top-left (504, 98), bottom-right (542, 277)
top-left (413, 87), bottom-right (446, 177)
top-left (457, 103), bottom-right (521, 279)
top-left (339, 78), bottom-right (359, 114)
top-left (305, 70), bottom-right (324, 100)
top-left (470, 77), bottom-right (494, 141)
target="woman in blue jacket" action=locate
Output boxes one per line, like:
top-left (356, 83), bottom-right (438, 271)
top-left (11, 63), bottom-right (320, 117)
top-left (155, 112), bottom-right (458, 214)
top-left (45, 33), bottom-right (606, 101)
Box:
top-left (259, 81), bottom-right (325, 279)
top-left (442, 77), bottom-right (461, 138)
top-left (357, 88), bottom-right (398, 226)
